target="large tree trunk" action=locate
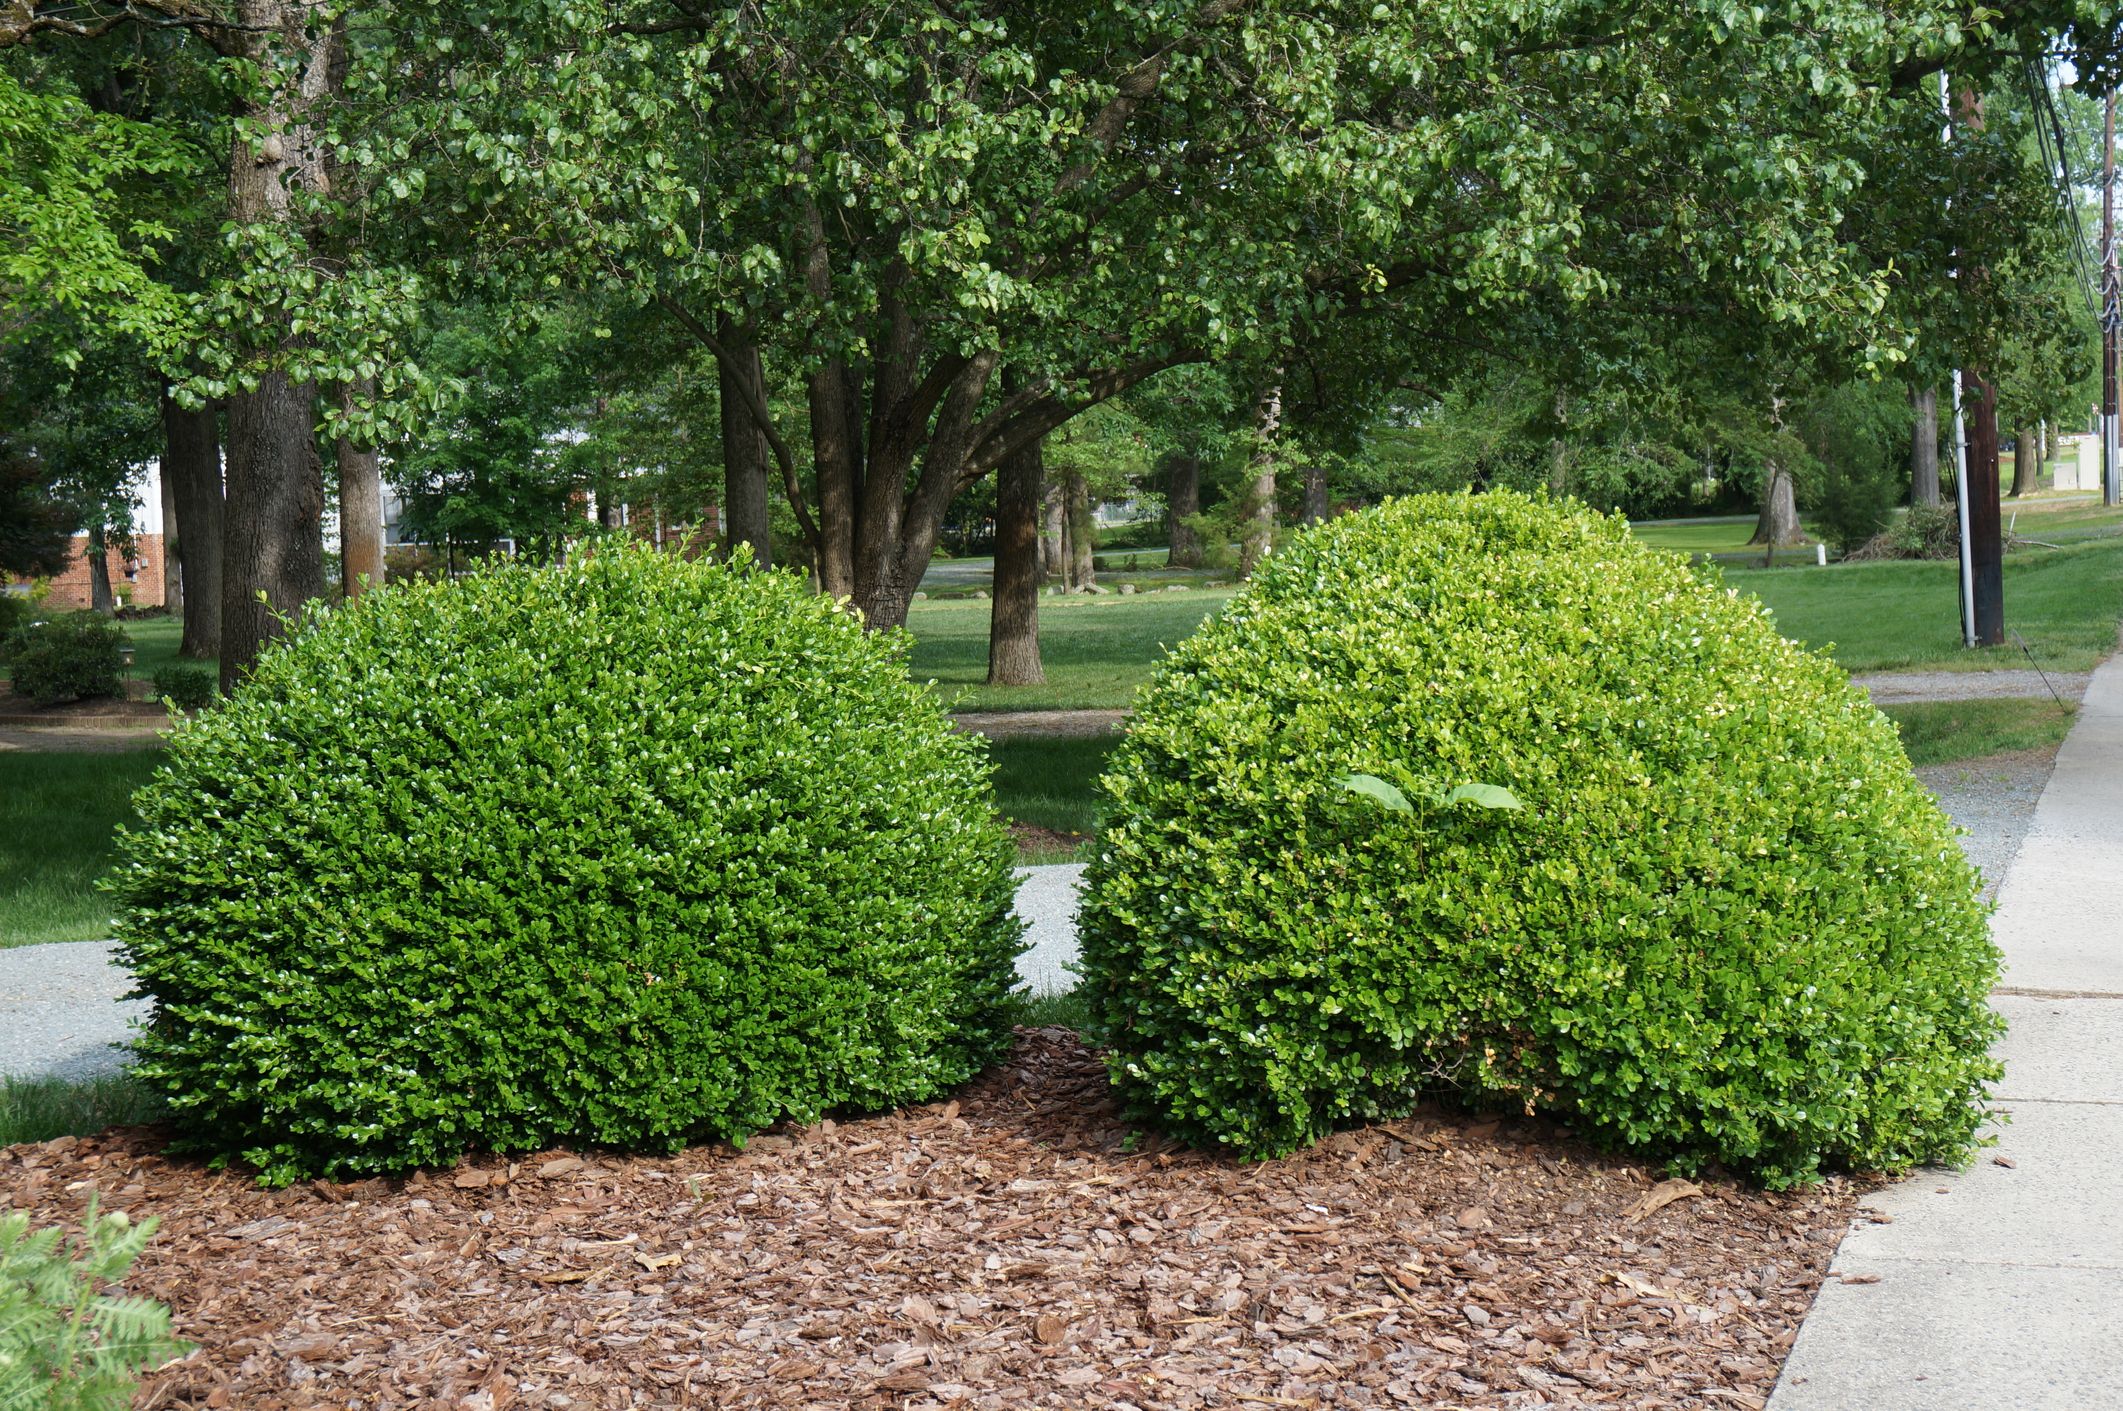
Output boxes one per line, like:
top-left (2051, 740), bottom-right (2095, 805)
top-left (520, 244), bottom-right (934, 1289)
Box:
top-left (987, 432), bottom-right (1045, 686)
top-left (221, 0), bottom-right (332, 687)
top-left (1910, 385), bottom-right (1940, 507)
top-left (87, 530), bottom-right (115, 614)
top-left (158, 453), bottom-right (182, 614)
top-left (1239, 381), bottom-right (1282, 578)
top-left (718, 317), bottom-right (772, 569)
top-left (162, 395), bottom-right (223, 660)
top-left (1165, 453), bottom-right (1203, 567)
top-left (1749, 464), bottom-right (1804, 547)
top-left (337, 378), bottom-right (384, 597)
top-left (1064, 468), bottom-right (1095, 592)
top-left (222, 372), bottom-right (324, 688)
top-left (1299, 462), bottom-right (1329, 525)
top-left (2009, 425), bottom-right (2039, 497)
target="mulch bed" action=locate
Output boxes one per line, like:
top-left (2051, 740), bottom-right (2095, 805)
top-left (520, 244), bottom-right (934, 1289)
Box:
top-left (1, 1030), bottom-right (1859, 1410)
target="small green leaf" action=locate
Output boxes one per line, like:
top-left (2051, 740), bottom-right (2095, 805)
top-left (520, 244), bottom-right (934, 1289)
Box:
top-left (1339, 773), bottom-right (1413, 814)
top-left (1444, 782), bottom-right (1523, 811)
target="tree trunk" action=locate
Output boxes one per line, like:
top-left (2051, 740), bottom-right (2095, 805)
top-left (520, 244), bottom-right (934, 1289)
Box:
top-left (2009, 425), bottom-right (2039, 497)
top-left (1239, 380), bottom-right (1283, 578)
top-left (1042, 483), bottom-right (1066, 581)
top-left (221, 0), bottom-right (333, 687)
top-left (718, 317), bottom-right (772, 569)
top-left (87, 530), bottom-right (114, 614)
top-left (987, 431), bottom-right (1045, 686)
top-left (162, 395), bottom-right (223, 660)
top-left (222, 372), bottom-right (324, 689)
top-left (1910, 385), bottom-right (1940, 507)
top-left (1299, 462), bottom-right (1329, 525)
top-left (158, 453), bottom-right (182, 614)
top-left (1064, 468), bottom-right (1094, 591)
top-left (1749, 464), bottom-right (1804, 547)
top-left (1165, 453), bottom-right (1203, 567)
top-left (337, 378), bottom-right (384, 597)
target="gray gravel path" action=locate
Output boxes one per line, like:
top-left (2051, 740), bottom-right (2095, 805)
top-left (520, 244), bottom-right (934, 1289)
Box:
top-left (0, 759), bottom-right (2054, 1085)
top-left (0, 940), bottom-right (147, 1083)
top-left (1854, 669), bottom-right (2088, 704)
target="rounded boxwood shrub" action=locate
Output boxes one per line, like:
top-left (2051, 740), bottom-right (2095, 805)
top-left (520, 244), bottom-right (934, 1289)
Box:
top-left (108, 547), bottom-right (1024, 1184)
top-left (1078, 491), bottom-right (1999, 1186)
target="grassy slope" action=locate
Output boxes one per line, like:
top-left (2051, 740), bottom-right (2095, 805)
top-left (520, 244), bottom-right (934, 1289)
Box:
top-left (0, 750), bottom-right (161, 948)
top-left (1881, 698), bottom-right (2076, 767)
top-left (1728, 537), bottom-right (2123, 674)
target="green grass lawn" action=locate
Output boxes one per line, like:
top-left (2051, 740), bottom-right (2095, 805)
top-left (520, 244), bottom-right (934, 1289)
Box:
top-left (1728, 537), bottom-right (2123, 674)
top-left (986, 734), bottom-right (1115, 838)
top-left (906, 587), bottom-right (1234, 710)
top-left (0, 749), bottom-right (161, 947)
top-left (0, 1072), bottom-right (164, 1146)
top-left (1626, 516), bottom-right (1763, 556)
top-left (1880, 698), bottom-right (2077, 766)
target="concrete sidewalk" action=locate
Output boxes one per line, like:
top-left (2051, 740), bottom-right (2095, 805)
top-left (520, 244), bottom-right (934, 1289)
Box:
top-left (1771, 656), bottom-right (2123, 1409)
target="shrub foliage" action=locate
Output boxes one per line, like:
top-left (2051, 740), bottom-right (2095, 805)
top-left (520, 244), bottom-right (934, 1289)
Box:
top-left (110, 548), bottom-right (1023, 1184)
top-left (5, 612), bottom-right (129, 705)
top-left (1078, 492), bottom-right (1999, 1186)
top-left (0, 1201), bottom-right (190, 1411)
top-left (149, 664), bottom-right (214, 711)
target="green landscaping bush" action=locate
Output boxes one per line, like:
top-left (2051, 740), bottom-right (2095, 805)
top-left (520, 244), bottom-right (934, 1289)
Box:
top-left (1078, 491), bottom-right (1999, 1186)
top-left (5, 612), bottom-right (129, 705)
top-left (149, 664), bottom-right (214, 711)
top-left (108, 546), bottom-right (1024, 1184)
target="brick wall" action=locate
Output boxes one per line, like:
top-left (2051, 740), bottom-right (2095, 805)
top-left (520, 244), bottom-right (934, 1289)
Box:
top-left (8, 533), bottom-right (168, 611)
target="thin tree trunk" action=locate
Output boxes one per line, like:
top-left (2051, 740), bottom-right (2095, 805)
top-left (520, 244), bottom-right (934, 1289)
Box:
top-left (87, 530), bottom-right (115, 614)
top-left (1910, 385), bottom-right (1940, 507)
top-left (1064, 468), bottom-right (1094, 591)
top-left (1042, 483), bottom-right (1066, 581)
top-left (1966, 370), bottom-right (2005, 645)
top-left (987, 431), bottom-right (1045, 686)
top-left (1165, 453), bottom-right (1202, 567)
top-left (158, 454), bottom-right (182, 614)
top-left (163, 395), bottom-right (223, 660)
top-left (1240, 380), bottom-right (1283, 577)
top-left (2009, 426), bottom-right (2039, 497)
top-left (337, 378), bottom-right (383, 597)
top-left (222, 372), bottom-right (324, 689)
top-left (1299, 463), bottom-right (1329, 525)
top-left (718, 317), bottom-right (772, 569)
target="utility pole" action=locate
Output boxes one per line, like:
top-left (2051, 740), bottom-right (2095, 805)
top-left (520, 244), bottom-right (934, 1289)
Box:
top-left (1947, 78), bottom-right (2006, 646)
top-left (2102, 88), bottom-right (2117, 503)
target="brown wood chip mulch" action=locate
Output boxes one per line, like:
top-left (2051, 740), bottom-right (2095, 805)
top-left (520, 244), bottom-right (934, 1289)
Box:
top-left (1, 1029), bottom-right (1859, 1411)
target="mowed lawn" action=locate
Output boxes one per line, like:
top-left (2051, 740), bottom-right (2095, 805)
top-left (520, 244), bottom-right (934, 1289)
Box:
top-left (905, 587), bottom-right (1234, 711)
top-left (0, 749), bottom-right (162, 947)
top-left (1730, 537), bottom-right (2123, 674)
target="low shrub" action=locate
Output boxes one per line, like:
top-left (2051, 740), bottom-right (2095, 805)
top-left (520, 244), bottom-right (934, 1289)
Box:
top-left (0, 591), bottom-right (29, 648)
top-left (5, 612), bottom-right (129, 705)
top-left (1078, 491), bottom-right (1999, 1187)
top-left (0, 1201), bottom-right (190, 1411)
top-left (109, 546), bottom-right (1024, 1184)
top-left (150, 664), bottom-right (215, 711)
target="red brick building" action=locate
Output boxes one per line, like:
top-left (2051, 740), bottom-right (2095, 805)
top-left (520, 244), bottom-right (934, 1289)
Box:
top-left (3, 461), bottom-right (169, 610)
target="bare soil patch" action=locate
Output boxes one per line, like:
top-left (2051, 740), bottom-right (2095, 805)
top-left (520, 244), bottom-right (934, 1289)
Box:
top-left (2, 1031), bottom-right (1856, 1410)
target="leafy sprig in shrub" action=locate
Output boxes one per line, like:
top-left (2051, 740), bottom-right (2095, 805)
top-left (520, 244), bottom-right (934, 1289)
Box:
top-left (108, 547), bottom-right (1024, 1184)
top-left (5, 613), bottom-right (129, 705)
top-left (149, 664), bottom-right (214, 711)
top-left (0, 1200), bottom-right (191, 1411)
top-left (1078, 492), bottom-right (1999, 1186)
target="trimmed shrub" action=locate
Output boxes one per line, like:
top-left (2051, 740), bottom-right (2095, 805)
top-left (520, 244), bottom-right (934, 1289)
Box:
top-left (5, 612), bottom-right (129, 705)
top-left (108, 547), bottom-right (1024, 1184)
top-left (149, 664), bottom-right (215, 711)
top-left (1078, 492), bottom-right (1999, 1186)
